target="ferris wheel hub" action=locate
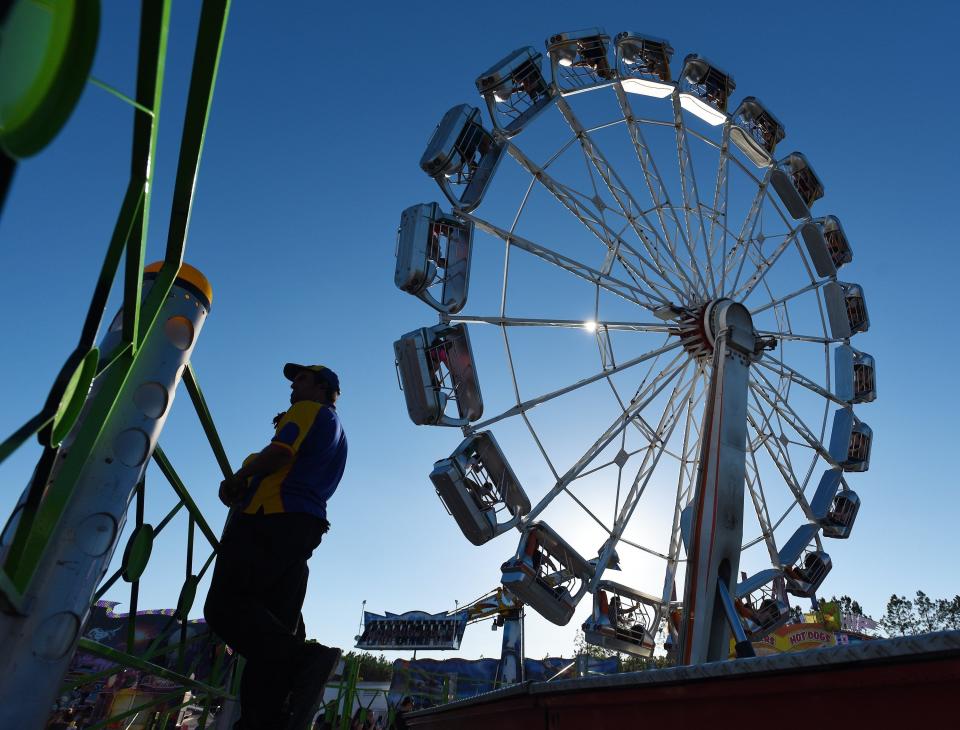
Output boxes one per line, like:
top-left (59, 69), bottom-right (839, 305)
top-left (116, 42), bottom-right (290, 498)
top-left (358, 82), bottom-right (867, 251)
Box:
top-left (671, 298), bottom-right (757, 363)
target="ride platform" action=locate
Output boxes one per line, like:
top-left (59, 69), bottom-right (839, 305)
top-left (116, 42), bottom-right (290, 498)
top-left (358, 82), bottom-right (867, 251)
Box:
top-left (406, 632), bottom-right (960, 727)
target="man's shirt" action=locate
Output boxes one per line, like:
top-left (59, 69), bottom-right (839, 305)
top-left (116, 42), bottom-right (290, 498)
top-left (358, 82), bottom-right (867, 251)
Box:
top-left (241, 401), bottom-right (348, 520)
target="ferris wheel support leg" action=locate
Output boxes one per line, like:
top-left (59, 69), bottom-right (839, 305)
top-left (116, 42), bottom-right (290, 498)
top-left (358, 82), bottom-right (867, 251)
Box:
top-left (678, 300), bottom-right (758, 665)
top-left (494, 607), bottom-right (525, 688)
top-left (0, 271), bottom-right (210, 729)
top-left (717, 578), bottom-right (756, 658)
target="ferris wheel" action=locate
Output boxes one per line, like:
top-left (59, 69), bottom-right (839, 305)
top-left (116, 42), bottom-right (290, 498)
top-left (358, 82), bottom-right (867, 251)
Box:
top-left (393, 28), bottom-right (874, 665)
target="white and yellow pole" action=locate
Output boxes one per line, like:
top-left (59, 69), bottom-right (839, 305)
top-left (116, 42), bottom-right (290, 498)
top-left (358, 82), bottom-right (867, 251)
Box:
top-left (0, 263), bottom-right (212, 728)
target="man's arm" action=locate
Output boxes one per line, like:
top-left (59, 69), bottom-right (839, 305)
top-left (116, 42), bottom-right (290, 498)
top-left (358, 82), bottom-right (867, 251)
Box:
top-left (219, 444), bottom-right (293, 506)
top-left (233, 444), bottom-right (293, 480)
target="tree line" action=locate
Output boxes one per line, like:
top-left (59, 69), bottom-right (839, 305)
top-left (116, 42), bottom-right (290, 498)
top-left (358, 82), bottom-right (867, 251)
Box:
top-left (878, 591), bottom-right (960, 636)
top-left (755, 592), bottom-right (960, 638)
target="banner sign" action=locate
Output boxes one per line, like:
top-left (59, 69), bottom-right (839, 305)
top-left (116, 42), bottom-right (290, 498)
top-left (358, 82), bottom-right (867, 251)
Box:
top-left (842, 613), bottom-right (879, 633)
top-left (803, 606), bottom-right (879, 635)
top-left (732, 621), bottom-right (838, 657)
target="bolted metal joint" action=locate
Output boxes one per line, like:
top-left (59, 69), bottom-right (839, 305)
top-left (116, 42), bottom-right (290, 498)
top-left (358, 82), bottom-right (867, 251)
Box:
top-left (755, 335), bottom-right (778, 355)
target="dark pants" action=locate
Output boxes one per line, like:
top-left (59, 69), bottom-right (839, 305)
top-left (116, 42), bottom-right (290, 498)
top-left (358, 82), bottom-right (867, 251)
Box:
top-left (204, 512), bottom-right (328, 727)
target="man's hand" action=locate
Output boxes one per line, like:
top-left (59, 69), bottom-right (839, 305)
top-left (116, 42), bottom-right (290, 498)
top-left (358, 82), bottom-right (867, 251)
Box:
top-left (219, 475), bottom-right (247, 507)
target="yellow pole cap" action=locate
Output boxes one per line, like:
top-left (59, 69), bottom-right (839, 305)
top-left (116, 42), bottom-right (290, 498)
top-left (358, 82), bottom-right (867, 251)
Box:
top-left (144, 261), bottom-right (213, 307)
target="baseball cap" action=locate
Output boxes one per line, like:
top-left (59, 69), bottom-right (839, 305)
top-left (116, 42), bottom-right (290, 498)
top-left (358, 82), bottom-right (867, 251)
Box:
top-left (283, 363), bottom-right (341, 394)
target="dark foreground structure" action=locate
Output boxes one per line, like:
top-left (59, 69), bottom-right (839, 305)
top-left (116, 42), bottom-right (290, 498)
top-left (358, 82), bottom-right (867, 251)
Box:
top-left (406, 632), bottom-right (960, 727)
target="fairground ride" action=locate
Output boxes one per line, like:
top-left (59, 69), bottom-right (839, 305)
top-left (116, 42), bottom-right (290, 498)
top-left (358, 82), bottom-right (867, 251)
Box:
top-left (356, 587), bottom-right (525, 687)
top-left (0, 2), bottom-right (241, 728)
top-left (393, 27), bottom-right (875, 667)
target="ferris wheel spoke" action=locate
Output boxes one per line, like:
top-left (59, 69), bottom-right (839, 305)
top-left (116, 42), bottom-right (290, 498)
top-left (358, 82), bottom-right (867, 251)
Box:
top-left (614, 87), bottom-right (687, 268)
top-left (612, 538), bottom-right (673, 561)
top-left (627, 326), bottom-right (699, 405)
top-left (749, 374), bottom-right (832, 466)
top-left (584, 118), bottom-right (631, 135)
top-left (752, 362), bottom-right (830, 447)
top-left (756, 329), bottom-right (842, 345)
top-left (729, 231), bottom-right (797, 301)
top-left (746, 451), bottom-right (777, 535)
top-left (591, 372), bottom-right (699, 588)
top-left (597, 336), bottom-right (692, 457)
top-left (612, 372), bottom-right (700, 524)
top-left (745, 408), bottom-right (809, 512)
top-left (560, 489), bottom-right (615, 539)
top-left (731, 231), bottom-right (805, 304)
top-left (504, 142), bottom-right (686, 303)
top-left (626, 363), bottom-right (692, 446)
top-left (730, 235), bottom-right (767, 301)
top-left (464, 212), bottom-right (667, 309)
top-left (742, 451), bottom-right (780, 564)
top-left (671, 94), bottom-right (715, 295)
top-left (553, 96), bottom-right (699, 301)
top-left (747, 388), bottom-right (803, 470)
top-left (632, 417), bottom-right (687, 463)
top-left (443, 313), bottom-right (673, 333)
top-left (500, 326), bottom-right (562, 482)
top-left (663, 369), bottom-right (708, 607)
top-left (731, 202), bottom-right (798, 299)
top-left (719, 168), bottom-right (773, 297)
top-left (520, 406), bottom-right (561, 480)
top-left (750, 376), bottom-right (821, 456)
top-left (664, 372), bottom-right (706, 493)
top-left (500, 179), bottom-right (536, 318)
top-left (615, 93), bottom-right (689, 256)
top-left (755, 355), bottom-right (846, 407)
top-left (645, 363), bottom-right (706, 463)
top-left (704, 125), bottom-right (732, 298)
top-left (746, 272), bottom-right (826, 319)
top-left (576, 454), bottom-right (624, 482)
top-left (550, 112), bottom-right (645, 240)
top-left (746, 417), bottom-right (815, 540)
top-left (467, 339), bottom-right (684, 433)
top-left (659, 368), bottom-right (706, 604)
top-left (683, 125), bottom-right (769, 185)
top-left (767, 500), bottom-right (804, 540)
top-left (523, 358), bottom-right (692, 525)
top-left (613, 414), bottom-right (630, 520)
top-left (709, 206), bottom-right (757, 252)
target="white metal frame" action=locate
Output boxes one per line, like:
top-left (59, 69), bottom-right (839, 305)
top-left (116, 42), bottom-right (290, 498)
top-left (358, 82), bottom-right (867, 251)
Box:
top-left (395, 29), bottom-right (874, 664)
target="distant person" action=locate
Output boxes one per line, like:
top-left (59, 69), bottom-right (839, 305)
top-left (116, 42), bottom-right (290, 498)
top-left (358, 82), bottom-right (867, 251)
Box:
top-left (393, 697), bottom-right (415, 730)
top-left (205, 363), bottom-right (348, 730)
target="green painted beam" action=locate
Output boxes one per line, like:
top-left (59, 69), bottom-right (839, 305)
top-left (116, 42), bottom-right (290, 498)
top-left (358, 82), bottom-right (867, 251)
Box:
top-left (76, 637), bottom-right (232, 697)
top-left (184, 363), bottom-right (233, 478)
top-left (123, 0), bottom-right (171, 351)
top-left (139, 0), bottom-right (231, 341)
top-left (153, 446), bottom-right (220, 549)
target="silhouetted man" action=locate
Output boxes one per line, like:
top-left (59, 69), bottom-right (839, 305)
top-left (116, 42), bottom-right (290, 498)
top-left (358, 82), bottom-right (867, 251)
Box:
top-left (205, 363), bottom-right (348, 729)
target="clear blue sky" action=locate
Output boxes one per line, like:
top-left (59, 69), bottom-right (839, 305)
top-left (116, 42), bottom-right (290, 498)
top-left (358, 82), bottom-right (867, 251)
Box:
top-left (2, 0), bottom-right (959, 663)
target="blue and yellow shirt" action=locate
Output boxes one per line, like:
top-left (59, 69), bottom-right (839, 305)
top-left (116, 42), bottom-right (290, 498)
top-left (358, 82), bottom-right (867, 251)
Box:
top-left (241, 401), bottom-right (348, 519)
